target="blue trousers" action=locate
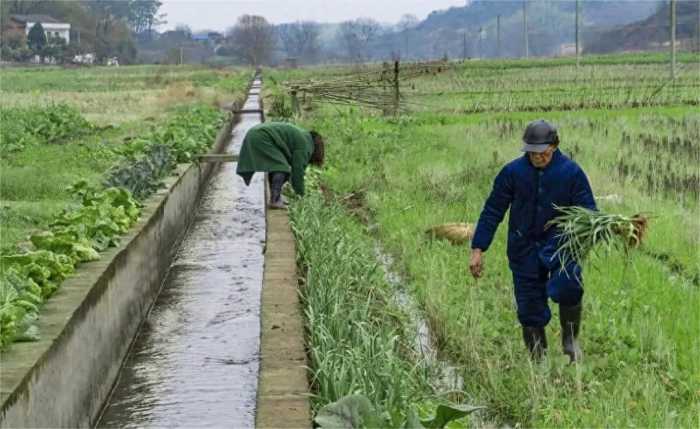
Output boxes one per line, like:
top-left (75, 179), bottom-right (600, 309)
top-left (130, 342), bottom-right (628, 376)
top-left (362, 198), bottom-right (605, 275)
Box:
top-left (512, 261), bottom-right (584, 328)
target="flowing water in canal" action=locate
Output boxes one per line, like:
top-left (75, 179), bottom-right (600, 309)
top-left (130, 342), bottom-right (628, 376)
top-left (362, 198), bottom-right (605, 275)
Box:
top-left (97, 81), bottom-right (265, 428)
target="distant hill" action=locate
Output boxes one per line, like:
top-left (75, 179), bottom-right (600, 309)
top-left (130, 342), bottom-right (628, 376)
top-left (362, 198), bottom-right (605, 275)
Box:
top-left (420, 0), bottom-right (661, 30)
top-left (585, 0), bottom-right (700, 53)
top-left (368, 0), bottom-right (665, 60)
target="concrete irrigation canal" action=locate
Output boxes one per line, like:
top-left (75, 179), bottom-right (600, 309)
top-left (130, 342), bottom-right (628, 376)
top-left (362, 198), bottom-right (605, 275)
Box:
top-left (0, 78), bottom-right (310, 428)
top-left (97, 83), bottom-right (266, 427)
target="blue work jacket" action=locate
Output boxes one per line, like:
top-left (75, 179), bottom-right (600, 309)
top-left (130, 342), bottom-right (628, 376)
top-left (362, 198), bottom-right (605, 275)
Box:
top-left (472, 149), bottom-right (597, 276)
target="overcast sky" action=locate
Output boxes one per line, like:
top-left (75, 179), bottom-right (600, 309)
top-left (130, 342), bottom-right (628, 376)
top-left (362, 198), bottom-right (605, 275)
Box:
top-left (160, 0), bottom-right (466, 32)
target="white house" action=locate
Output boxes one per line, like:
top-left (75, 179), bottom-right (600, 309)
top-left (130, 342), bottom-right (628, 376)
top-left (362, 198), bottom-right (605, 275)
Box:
top-left (9, 15), bottom-right (71, 44)
top-left (558, 43), bottom-right (577, 57)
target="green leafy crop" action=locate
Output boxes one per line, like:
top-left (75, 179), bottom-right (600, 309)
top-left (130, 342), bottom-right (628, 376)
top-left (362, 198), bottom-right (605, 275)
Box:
top-left (0, 181), bottom-right (140, 349)
top-left (105, 105), bottom-right (226, 198)
top-left (0, 104), bottom-right (94, 154)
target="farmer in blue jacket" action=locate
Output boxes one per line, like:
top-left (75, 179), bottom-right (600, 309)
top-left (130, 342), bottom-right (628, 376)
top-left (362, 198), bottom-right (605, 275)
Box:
top-left (469, 120), bottom-right (596, 362)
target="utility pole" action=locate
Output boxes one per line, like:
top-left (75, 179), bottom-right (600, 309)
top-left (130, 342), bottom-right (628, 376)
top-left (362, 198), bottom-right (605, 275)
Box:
top-left (523, 0), bottom-right (529, 58)
top-left (463, 31), bottom-right (467, 61)
top-left (575, 0), bottom-right (581, 68)
top-left (405, 33), bottom-right (409, 60)
top-left (179, 46), bottom-right (184, 65)
top-left (697, 0), bottom-right (700, 54)
top-left (670, 0), bottom-right (677, 80)
top-left (478, 27), bottom-right (483, 59)
top-left (497, 15), bottom-right (502, 58)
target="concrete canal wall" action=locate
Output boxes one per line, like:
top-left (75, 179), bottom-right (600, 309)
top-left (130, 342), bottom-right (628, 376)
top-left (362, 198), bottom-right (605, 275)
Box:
top-left (256, 209), bottom-right (311, 428)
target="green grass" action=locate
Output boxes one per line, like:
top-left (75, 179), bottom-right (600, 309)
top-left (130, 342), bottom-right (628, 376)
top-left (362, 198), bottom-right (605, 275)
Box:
top-left (0, 65), bottom-right (245, 93)
top-left (0, 65), bottom-right (251, 125)
top-left (267, 53), bottom-right (700, 427)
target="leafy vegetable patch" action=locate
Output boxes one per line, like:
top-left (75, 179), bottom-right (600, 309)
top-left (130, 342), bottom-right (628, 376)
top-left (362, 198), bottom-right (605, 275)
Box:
top-left (105, 105), bottom-right (226, 198)
top-left (0, 181), bottom-right (140, 348)
top-left (0, 104), bottom-right (94, 154)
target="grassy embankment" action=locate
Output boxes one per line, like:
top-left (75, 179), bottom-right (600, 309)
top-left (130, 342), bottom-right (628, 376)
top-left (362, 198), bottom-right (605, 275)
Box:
top-left (267, 54), bottom-right (700, 427)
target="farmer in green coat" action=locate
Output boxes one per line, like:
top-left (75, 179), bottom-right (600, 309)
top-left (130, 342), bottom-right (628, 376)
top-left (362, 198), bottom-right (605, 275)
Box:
top-left (236, 122), bottom-right (325, 209)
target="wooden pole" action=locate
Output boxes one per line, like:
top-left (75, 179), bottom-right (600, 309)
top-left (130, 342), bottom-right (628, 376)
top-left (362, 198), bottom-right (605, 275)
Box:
top-left (393, 60), bottom-right (400, 116)
top-left (523, 0), bottom-right (529, 58)
top-left (290, 86), bottom-right (300, 115)
top-left (575, 0), bottom-right (581, 68)
top-left (196, 154), bottom-right (239, 163)
top-left (670, 0), bottom-right (677, 80)
top-left (382, 62), bottom-right (390, 116)
top-left (497, 15), bottom-right (501, 58)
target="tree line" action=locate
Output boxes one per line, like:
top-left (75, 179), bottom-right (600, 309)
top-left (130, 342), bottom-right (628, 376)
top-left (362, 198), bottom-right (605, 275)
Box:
top-left (6, 1), bottom-right (690, 66)
top-left (1, 0), bottom-right (164, 64)
top-left (0, 1), bottom-right (398, 66)
top-left (222, 14), bottom-right (420, 66)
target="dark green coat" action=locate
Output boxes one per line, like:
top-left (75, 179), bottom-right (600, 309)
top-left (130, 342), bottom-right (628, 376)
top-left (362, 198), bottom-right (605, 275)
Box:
top-left (236, 122), bottom-right (314, 195)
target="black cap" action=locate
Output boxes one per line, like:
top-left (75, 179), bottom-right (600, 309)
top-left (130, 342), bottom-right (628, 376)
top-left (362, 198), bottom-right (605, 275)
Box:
top-left (522, 120), bottom-right (558, 153)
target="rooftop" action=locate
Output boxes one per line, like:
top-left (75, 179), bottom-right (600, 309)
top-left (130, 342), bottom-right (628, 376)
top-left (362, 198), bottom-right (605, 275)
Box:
top-left (10, 14), bottom-right (61, 24)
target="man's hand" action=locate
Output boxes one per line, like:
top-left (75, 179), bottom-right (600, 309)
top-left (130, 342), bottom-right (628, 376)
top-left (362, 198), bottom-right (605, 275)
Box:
top-left (469, 248), bottom-right (484, 279)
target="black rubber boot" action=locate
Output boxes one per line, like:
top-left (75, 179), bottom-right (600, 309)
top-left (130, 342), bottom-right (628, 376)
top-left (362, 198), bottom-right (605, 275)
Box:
top-left (560, 304), bottom-right (582, 363)
top-left (268, 172), bottom-right (288, 209)
top-left (522, 326), bottom-right (547, 360)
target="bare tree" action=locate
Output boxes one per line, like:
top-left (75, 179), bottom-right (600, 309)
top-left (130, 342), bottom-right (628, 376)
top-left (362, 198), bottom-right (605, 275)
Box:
top-left (174, 23), bottom-right (192, 38)
top-left (396, 13), bottom-right (419, 59)
top-left (338, 20), bottom-right (360, 60)
top-left (337, 17), bottom-right (380, 62)
top-left (396, 13), bottom-right (419, 32)
top-left (227, 14), bottom-right (274, 65)
top-left (128, 0), bottom-right (165, 39)
top-left (4, 0), bottom-right (49, 15)
top-left (277, 20), bottom-right (320, 62)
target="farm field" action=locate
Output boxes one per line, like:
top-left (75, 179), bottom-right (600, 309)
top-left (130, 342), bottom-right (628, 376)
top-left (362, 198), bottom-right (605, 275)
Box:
top-left (1, 65), bottom-right (250, 251)
top-left (0, 65), bottom-right (248, 124)
top-left (265, 53), bottom-right (700, 427)
top-left (0, 65), bottom-right (250, 347)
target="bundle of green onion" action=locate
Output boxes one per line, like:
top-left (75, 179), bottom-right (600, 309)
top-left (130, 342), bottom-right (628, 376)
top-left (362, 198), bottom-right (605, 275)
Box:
top-left (547, 205), bottom-right (648, 265)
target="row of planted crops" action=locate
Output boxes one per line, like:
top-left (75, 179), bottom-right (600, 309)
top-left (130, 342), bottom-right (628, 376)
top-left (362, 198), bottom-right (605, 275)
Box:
top-left (0, 65), bottom-right (251, 349)
top-left (266, 53), bottom-right (700, 428)
top-left (404, 53), bottom-right (700, 114)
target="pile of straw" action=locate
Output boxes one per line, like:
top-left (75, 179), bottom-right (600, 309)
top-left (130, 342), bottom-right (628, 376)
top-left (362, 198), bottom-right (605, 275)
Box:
top-left (425, 223), bottom-right (474, 245)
